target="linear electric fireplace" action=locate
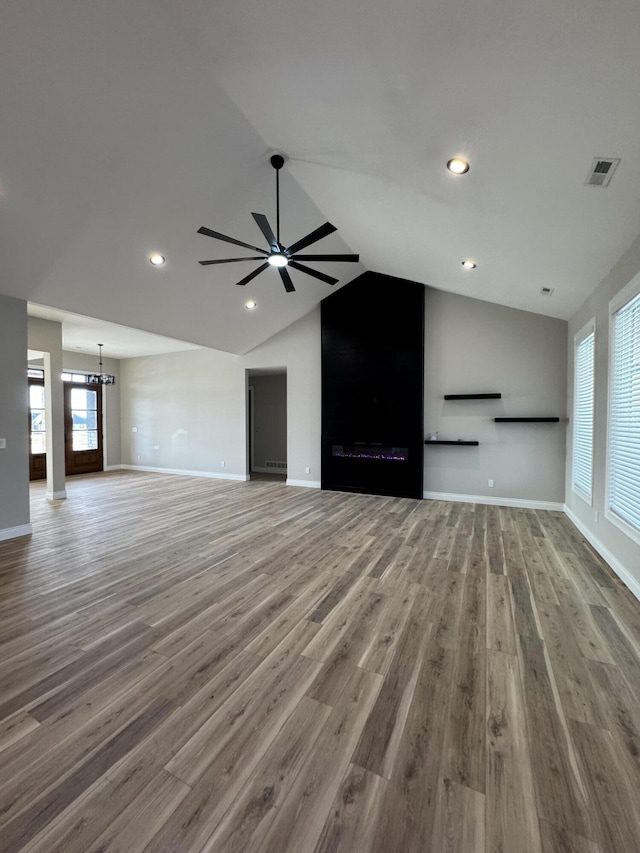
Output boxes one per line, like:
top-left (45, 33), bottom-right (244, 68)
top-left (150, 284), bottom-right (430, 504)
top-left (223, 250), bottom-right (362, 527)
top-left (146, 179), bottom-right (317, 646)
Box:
top-left (332, 444), bottom-right (409, 461)
top-left (321, 272), bottom-right (424, 499)
top-left (322, 438), bottom-right (420, 497)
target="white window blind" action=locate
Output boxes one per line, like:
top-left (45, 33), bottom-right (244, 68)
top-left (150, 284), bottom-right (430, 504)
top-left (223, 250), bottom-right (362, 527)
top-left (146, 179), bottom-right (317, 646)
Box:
top-left (573, 327), bottom-right (594, 500)
top-left (609, 290), bottom-right (640, 534)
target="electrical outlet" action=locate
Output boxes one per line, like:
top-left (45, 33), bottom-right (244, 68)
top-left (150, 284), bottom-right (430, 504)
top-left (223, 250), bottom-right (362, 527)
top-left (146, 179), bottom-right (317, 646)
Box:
top-left (488, 479), bottom-right (494, 488)
top-left (305, 466), bottom-right (310, 474)
top-left (221, 461), bottom-right (226, 468)
top-left (131, 427), bottom-right (138, 433)
top-left (595, 510), bottom-right (599, 522)
top-left (137, 455), bottom-right (141, 461)
top-left (0, 438), bottom-right (5, 449)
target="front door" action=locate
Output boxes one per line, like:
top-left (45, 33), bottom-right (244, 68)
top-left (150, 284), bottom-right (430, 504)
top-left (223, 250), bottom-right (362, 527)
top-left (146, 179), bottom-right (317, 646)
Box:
top-left (29, 378), bottom-right (47, 480)
top-left (64, 382), bottom-right (104, 475)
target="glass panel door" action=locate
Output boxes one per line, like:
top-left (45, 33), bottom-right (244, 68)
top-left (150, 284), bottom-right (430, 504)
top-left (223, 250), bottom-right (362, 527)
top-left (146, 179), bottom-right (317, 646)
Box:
top-left (29, 379), bottom-right (47, 480)
top-left (64, 382), bottom-right (103, 475)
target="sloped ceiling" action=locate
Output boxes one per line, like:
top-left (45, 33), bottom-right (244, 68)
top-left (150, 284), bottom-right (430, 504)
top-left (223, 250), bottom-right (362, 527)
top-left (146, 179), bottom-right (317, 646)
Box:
top-left (3, 0), bottom-right (640, 355)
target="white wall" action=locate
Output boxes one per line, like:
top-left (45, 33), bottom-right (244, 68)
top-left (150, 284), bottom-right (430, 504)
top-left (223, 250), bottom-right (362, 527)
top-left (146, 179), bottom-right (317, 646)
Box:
top-left (250, 374), bottom-right (287, 471)
top-left (119, 308), bottom-right (322, 485)
top-left (0, 295), bottom-right (31, 538)
top-left (120, 348), bottom-right (245, 478)
top-left (566, 232), bottom-right (640, 597)
top-left (424, 289), bottom-right (568, 507)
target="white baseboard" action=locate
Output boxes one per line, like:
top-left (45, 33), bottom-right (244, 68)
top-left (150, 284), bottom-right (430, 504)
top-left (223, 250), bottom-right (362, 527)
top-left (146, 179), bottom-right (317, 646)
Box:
top-left (119, 464), bottom-right (249, 482)
top-left (117, 464), bottom-right (319, 488)
top-left (423, 491), bottom-right (564, 511)
top-left (564, 506), bottom-right (640, 602)
top-left (0, 523), bottom-right (33, 541)
top-left (46, 490), bottom-right (67, 501)
top-left (104, 465), bottom-right (123, 472)
top-left (286, 479), bottom-right (321, 489)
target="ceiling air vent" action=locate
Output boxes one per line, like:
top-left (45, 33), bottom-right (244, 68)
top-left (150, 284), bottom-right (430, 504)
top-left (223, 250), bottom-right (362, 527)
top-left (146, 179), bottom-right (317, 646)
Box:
top-left (585, 157), bottom-right (621, 187)
top-left (541, 287), bottom-right (554, 296)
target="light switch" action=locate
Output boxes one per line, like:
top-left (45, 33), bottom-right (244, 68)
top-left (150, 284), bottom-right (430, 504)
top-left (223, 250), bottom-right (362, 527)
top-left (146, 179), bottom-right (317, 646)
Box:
top-left (0, 438), bottom-right (6, 449)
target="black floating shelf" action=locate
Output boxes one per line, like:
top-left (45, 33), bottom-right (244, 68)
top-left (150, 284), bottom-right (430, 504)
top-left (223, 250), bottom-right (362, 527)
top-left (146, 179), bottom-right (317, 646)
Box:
top-left (494, 417), bottom-right (560, 423)
top-left (444, 393), bottom-right (502, 400)
top-left (425, 440), bottom-right (479, 446)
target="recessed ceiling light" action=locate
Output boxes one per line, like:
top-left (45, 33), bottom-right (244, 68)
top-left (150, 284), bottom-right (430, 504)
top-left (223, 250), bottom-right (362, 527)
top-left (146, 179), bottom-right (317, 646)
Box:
top-left (149, 254), bottom-right (165, 266)
top-left (462, 259), bottom-right (476, 269)
top-left (447, 158), bottom-right (470, 175)
top-left (268, 253), bottom-right (288, 268)
top-left (245, 300), bottom-right (257, 310)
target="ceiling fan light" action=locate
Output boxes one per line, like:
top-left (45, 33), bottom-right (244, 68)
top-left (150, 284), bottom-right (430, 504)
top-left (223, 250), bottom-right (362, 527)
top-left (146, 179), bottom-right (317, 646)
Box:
top-left (268, 253), bottom-right (289, 267)
top-left (447, 158), bottom-right (469, 175)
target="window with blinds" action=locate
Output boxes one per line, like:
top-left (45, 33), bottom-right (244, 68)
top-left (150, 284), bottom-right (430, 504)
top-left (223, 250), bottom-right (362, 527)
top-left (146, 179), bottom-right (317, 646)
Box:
top-left (572, 323), bottom-right (595, 502)
top-left (608, 287), bottom-right (640, 538)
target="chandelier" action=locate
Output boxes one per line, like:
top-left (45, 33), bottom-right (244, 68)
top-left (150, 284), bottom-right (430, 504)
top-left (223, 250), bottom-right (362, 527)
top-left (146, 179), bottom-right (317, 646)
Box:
top-left (87, 343), bottom-right (116, 386)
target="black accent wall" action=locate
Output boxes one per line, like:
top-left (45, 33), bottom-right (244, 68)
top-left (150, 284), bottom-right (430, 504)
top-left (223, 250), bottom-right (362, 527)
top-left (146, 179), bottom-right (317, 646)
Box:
top-left (321, 271), bottom-right (424, 499)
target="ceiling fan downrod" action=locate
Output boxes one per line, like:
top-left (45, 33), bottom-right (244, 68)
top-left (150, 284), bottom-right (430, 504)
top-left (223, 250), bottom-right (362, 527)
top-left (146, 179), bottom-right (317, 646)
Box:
top-left (271, 153), bottom-right (285, 248)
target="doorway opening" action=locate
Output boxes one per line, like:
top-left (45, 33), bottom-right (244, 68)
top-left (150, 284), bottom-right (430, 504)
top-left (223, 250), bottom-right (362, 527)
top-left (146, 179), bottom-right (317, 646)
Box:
top-left (246, 368), bottom-right (287, 482)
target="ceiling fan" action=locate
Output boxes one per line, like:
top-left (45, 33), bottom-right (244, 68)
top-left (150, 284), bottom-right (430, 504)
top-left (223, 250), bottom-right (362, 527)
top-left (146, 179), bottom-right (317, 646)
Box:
top-left (197, 154), bottom-right (359, 293)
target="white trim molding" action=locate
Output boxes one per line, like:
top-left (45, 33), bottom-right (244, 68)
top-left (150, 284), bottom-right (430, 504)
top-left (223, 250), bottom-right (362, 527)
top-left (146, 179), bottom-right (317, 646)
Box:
top-left (604, 505), bottom-right (640, 548)
top-left (0, 523), bottom-right (33, 541)
top-left (115, 465), bottom-right (318, 488)
top-left (46, 490), bottom-right (67, 501)
top-left (423, 491), bottom-right (564, 511)
top-left (120, 464), bottom-right (249, 482)
top-left (564, 506), bottom-right (640, 602)
top-left (286, 479), bottom-right (321, 489)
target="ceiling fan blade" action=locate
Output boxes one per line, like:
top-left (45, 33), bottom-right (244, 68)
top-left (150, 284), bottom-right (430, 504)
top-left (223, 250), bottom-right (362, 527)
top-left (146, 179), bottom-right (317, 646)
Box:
top-left (290, 254), bottom-right (359, 263)
top-left (288, 261), bottom-right (338, 285)
top-left (236, 263), bottom-right (269, 286)
top-left (252, 213), bottom-right (279, 253)
top-left (285, 222), bottom-right (337, 255)
top-left (199, 257), bottom-right (265, 266)
top-left (278, 266), bottom-right (295, 293)
top-left (198, 226), bottom-right (269, 256)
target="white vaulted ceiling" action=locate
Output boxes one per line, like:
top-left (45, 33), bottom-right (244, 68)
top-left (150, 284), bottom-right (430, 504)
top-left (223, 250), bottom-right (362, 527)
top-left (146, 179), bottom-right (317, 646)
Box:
top-left (2, 0), bottom-right (640, 354)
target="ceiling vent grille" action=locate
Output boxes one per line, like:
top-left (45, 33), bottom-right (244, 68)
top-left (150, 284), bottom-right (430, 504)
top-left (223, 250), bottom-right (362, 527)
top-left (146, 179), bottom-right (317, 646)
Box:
top-left (585, 157), bottom-right (621, 187)
top-left (541, 287), bottom-right (554, 296)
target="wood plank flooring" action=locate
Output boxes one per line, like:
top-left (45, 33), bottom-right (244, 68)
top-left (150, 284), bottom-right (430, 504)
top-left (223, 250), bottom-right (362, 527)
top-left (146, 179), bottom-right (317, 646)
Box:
top-left (0, 471), bottom-right (639, 852)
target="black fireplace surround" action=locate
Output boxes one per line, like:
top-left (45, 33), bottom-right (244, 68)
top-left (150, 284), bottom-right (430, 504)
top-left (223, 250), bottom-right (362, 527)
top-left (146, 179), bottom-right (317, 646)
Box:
top-left (321, 272), bottom-right (424, 499)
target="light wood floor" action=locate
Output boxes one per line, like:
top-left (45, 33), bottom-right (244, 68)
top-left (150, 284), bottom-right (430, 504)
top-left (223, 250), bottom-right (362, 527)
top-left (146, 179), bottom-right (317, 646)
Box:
top-left (1, 472), bottom-right (639, 852)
